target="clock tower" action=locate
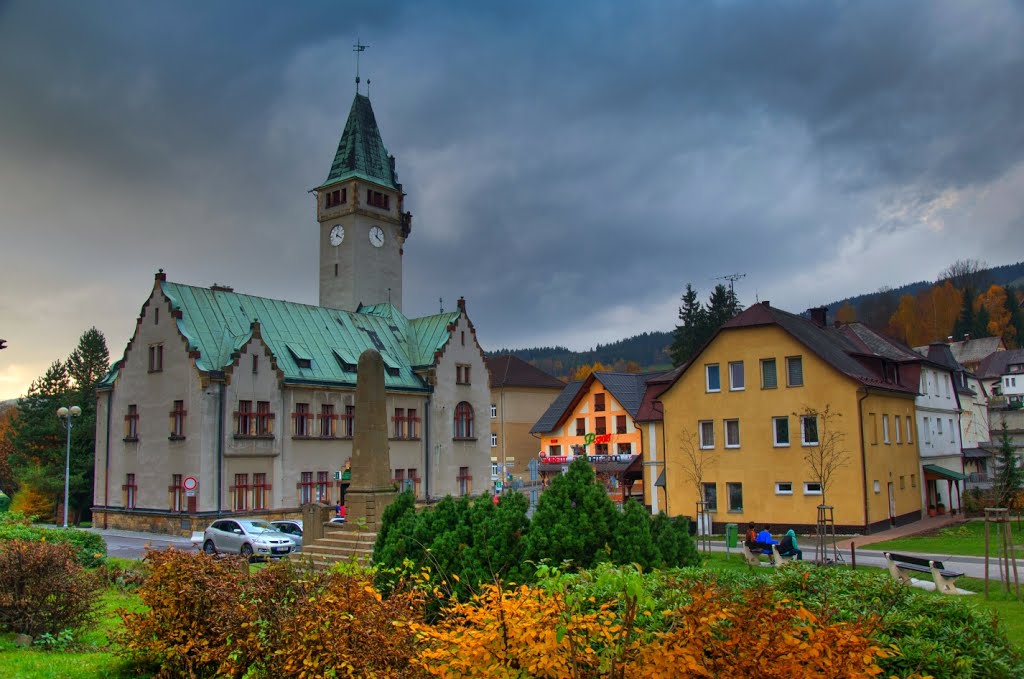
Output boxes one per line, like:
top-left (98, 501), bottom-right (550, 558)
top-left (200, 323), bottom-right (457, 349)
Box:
top-left (315, 94), bottom-right (412, 312)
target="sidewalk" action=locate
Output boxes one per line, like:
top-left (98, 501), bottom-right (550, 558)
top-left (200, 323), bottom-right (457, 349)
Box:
top-left (846, 514), bottom-right (963, 548)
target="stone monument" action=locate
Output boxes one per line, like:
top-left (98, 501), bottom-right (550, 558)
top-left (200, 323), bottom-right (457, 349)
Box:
top-left (343, 348), bottom-right (397, 532)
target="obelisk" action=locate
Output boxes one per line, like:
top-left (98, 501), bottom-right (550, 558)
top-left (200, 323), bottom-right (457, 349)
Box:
top-left (344, 349), bottom-right (397, 532)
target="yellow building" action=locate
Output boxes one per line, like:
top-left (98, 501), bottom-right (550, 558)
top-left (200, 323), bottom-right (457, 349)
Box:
top-left (532, 371), bottom-right (669, 505)
top-left (658, 302), bottom-right (921, 534)
top-left (485, 355), bottom-right (565, 488)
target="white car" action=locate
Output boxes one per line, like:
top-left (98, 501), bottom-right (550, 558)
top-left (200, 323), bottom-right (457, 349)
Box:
top-left (201, 518), bottom-right (296, 559)
top-left (270, 519), bottom-right (304, 552)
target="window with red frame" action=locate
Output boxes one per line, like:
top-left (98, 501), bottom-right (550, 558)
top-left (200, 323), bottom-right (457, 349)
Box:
top-left (320, 404), bottom-right (335, 437)
top-left (457, 466), bottom-right (472, 496)
top-left (123, 473), bottom-right (137, 509)
top-left (617, 442), bottom-right (632, 455)
top-left (454, 401), bottom-right (474, 439)
top-left (315, 471), bottom-right (330, 503)
top-left (170, 474), bottom-right (184, 512)
top-left (298, 471), bottom-right (314, 505)
top-left (125, 405), bottom-right (139, 441)
top-left (407, 409), bottom-right (420, 438)
top-left (342, 405), bottom-right (355, 438)
top-left (293, 403), bottom-right (312, 437)
top-left (595, 443), bottom-right (609, 455)
top-left (236, 400), bottom-right (253, 436)
top-left (394, 468), bottom-right (405, 488)
top-left (594, 393), bottom-right (606, 412)
top-left (252, 473), bottom-right (269, 510)
top-left (595, 417), bottom-right (607, 435)
top-left (170, 400), bottom-right (186, 439)
top-left (616, 415), bottom-right (627, 434)
top-left (408, 468), bottom-right (420, 495)
top-left (324, 187), bottom-right (347, 208)
top-left (256, 401), bottom-right (273, 436)
top-left (148, 344), bottom-right (163, 372)
top-left (233, 473), bottom-right (249, 511)
top-left (575, 418), bottom-right (586, 435)
top-left (393, 408), bottom-right (406, 439)
top-left (456, 364), bottom-right (471, 385)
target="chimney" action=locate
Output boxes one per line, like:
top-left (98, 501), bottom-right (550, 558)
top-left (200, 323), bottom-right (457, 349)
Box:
top-left (155, 268), bottom-right (167, 282)
top-left (761, 300), bottom-right (770, 308)
top-left (457, 296), bottom-right (466, 312)
top-left (808, 306), bottom-right (827, 328)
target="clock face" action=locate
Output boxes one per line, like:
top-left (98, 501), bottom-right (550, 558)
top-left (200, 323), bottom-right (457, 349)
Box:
top-left (329, 224), bottom-right (345, 246)
top-left (369, 226), bottom-right (385, 248)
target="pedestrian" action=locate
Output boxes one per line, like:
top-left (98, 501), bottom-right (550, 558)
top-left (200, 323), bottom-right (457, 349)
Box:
top-left (755, 525), bottom-right (778, 555)
top-left (744, 522), bottom-right (758, 549)
top-left (779, 529), bottom-right (803, 561)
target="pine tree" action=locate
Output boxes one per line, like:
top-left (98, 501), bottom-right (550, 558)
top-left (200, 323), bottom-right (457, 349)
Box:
top-left (1005, 286), bottom-right (1024, 349)
top-left (524, 458), bottom-right (619, 570)
top-left (973, 305), bottom-right (993, 338)
top-left (992, 420), bottom-right (1022, 509)
top-left (64, 328), bottom-right (109, 522)
top-left (669, 284), bottom-right (705, 366)
top-left (953, 287), bottom-right (976, 340)
top-left (611, 498), bottom-right (661, 569)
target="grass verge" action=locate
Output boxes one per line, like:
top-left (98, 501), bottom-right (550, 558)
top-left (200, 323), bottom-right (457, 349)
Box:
top-left (868, 518), bottom-right (1024, 557)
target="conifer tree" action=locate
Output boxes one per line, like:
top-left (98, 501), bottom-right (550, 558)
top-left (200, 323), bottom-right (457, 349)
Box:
top-left (11, 360), bottom-right (71, 521)
top-left (611, 497), bottom-right (660, 569)
top-left (973, 305), bottom-right (993, 339)
top-left (953, 287), bottom-right (976, 340)
top-left (524, 458), bottom-right (619, 570)
top-left (670, 284), bottom-right (705, 367)
top-left (992, 420), bottom-right (1022, 509)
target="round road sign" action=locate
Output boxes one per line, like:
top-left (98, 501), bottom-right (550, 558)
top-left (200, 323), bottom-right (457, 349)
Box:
top-left (183, 476), bottom-right (198, 492)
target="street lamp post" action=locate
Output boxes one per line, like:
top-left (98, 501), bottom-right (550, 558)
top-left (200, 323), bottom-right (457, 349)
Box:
top-left (57, 405), bottom-right (82, 528)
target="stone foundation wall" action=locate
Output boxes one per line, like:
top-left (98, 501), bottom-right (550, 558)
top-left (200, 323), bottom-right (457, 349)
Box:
top-left (93, 507), bottom-right (303, 537)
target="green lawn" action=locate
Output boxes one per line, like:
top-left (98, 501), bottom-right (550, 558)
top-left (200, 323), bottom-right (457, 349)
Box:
top-left (867, 518), bottom-right (1024, 557)
top-left (0, 589), bottom-right (143, 679)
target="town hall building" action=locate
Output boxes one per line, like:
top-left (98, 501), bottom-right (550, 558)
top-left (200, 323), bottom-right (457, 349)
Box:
top-left (92, 93), bottom-right (491, 533)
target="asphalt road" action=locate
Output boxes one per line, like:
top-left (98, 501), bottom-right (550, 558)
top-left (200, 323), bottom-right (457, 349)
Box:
top-left (96, 529), bottom-right (195, 560)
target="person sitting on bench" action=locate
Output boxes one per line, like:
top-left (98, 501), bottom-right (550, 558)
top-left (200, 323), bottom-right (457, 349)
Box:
top-left (756, 525), bottom-right (779, 555)
top-left (744, 522), bottom-right (758, 549)
top-left (779, 528), bottom-right (803, 561)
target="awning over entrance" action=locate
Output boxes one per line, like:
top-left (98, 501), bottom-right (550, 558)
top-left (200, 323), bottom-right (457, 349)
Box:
top-left (962, 447), bottom-right (990, 460)
top-left (922, 464), bottom-right (967, 481)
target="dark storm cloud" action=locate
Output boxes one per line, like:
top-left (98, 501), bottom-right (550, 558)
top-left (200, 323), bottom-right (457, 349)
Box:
top-left (1, 0), bottom-right (1023, 397)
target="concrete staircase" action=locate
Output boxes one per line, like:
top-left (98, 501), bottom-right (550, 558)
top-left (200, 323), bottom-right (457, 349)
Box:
top-left (294, 522), bottom-right (377, 570)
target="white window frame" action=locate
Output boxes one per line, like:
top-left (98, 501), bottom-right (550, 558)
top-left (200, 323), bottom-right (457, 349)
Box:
top-left (772, 416), bottom-right (790, 447)
top-left (882, 415), bottom-right (890, 444)
top-left (705, 364), bottom-right (721, 393)
top-left (729, 361), bottom-right (745, 391)
top-left (727, 482), bottom-right (743, 512)
top-left (906, 417), bottom-right (913, 444)
top-left (490, 433), bottom-right (497, 447)
top-left (895, 415), bottom-right (901, 443)
top-left (490, 404), bottom-right (497, 418)
top-left (800, 415), bottom-right (819, 446)
top-left (803, 481), bottom-right (823, 496)
top-left (923, 417), bottom-right (931, 444)
top-left (775, 481), bottom-right (793, 495)
top-left (699, 420), bottom-right (715, 449)
top-left (724, 419), bottom-right (740, 448)
top-left (936, 417), bottom-right (943, 436)
top-left (949, 418), bottom-right (955, 443)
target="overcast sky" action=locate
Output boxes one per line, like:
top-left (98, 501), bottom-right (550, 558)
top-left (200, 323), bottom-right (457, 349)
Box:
top-left (2, 1), bottom-right (1023, 400)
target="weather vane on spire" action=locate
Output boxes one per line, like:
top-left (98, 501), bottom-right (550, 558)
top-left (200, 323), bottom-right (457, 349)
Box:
top-left (353, 39), bottom-right (369, 93)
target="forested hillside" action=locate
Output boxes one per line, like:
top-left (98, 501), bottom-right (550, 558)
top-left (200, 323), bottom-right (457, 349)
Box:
top-left (491, 260), bottom-right (1024, 381)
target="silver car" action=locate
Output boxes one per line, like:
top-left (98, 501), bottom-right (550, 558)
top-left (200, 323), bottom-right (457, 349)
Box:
top-left (270, 519), bottom-right (303, 552)
top-left (202, 518), bottom-right (296, 559)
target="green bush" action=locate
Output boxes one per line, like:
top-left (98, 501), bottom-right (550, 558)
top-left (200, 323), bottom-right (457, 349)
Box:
top-left (0, 539), bottom-right (100, 638)
top-left (0, 491), bottom-right (10, 513)
top-left (0, 512), bottom-right (106, 567)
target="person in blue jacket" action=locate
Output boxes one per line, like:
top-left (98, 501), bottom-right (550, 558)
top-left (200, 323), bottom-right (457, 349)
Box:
top-left (755, 525), bottom-right (778, 555)
top-left (779, 529), bottom-right (803, 560)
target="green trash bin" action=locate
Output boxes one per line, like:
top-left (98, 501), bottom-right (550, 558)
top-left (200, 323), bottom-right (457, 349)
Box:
top-left (725, 523), bottom-right (738, 548)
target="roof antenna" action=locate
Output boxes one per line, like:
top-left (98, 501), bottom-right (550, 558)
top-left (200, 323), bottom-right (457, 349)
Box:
top-left (439, 297), bottom-right (443, 313)
top-left (366, 78), bottom-right (371, 98)
top-left (353, 39), bottom-right (368, 93)
top-left (387, 287), bottom-right (391, 305)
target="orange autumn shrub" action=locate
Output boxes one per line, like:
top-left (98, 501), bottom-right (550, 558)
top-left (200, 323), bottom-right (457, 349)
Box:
top-left (415, 581), bottom-right (889, 679)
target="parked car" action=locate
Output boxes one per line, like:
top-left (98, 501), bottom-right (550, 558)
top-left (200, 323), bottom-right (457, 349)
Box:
top-left (202, 518), bottom-right (296, 559)
top-left (270, 519), bottom-right (303, 551)
top-left (329, 516), bottom-right (346, 524)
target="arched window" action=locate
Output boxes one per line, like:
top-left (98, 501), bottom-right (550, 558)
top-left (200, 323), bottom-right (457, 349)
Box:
top-left (454, 401), bottom-right (474, 439)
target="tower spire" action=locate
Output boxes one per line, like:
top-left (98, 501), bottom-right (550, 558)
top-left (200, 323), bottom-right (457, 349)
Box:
top-left (353, 39), bottom-right (368, 93)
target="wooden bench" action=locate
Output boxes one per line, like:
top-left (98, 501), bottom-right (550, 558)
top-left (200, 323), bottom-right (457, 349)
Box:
top-left (771, 544), bottom-right (792, 567)
top-left (740, 543), bottom-right (770, 567)
top-left (883, 551), bottom-right (964, 595)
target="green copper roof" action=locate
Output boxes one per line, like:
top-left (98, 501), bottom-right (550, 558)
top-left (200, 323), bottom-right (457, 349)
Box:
top-left (157, 281), bottom-right (456, 391)
top-left (322, 94), bottom-right (397, 190)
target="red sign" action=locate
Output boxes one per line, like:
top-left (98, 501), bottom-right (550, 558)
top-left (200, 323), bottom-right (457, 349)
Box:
top-left (594, 434), bottom-right (611, 444)
top-left (183, 476), bottom-right (198, 492)
top-left (544, 456), bottom-right (569, 464)
top-left (550, 439), bottom-right (558, 444)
